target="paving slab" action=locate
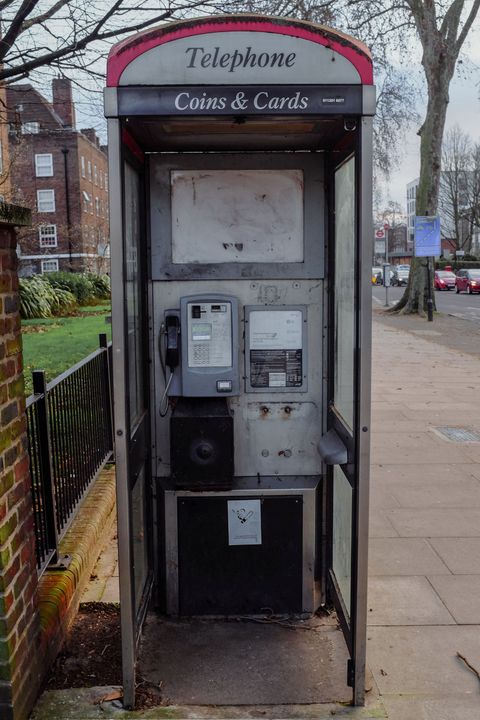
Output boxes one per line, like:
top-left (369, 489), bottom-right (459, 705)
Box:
top-left (368, 538), bottom-right (451, 576)
top-left (381, 694), bottom-right (480, 720)
top-left (368, 485), bottom-right (401, 509)
top-left (428, 575), bottom-right (480, 624)
top-left (367, 626), bottom-right (480, 695)
top-left (371, 432), bottom-right (473, 464)
top-left (385, 508), bottom-right (480, 537)
top-left (388, 478), bottom-right (480, 509)
top-left (368, 511), bottom-right (399, 538)
top-left (428, 537), bottom-right (480, 574)
top-left (370, 462), bottom-right (477, 486)
top-left (367, 576), bottom-right (455, 626)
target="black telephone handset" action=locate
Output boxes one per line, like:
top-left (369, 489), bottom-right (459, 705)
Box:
top-left (165, 315), bottom-right (180, 370)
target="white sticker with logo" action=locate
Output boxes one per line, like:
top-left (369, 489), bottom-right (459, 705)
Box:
top-left (228, 499), bottom-right (262, 545)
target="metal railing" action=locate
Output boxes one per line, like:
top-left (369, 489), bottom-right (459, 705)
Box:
top-left (26, 334), bottom-right (114, 575)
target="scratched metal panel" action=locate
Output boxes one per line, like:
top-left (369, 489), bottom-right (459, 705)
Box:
top-left (149, 152), bottom-right (324, 281)
top-left (171, 169), bottom-right (304, 264)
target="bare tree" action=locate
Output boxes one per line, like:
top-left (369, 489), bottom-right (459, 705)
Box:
top-left (439, 125), bottom-right (473, 252)
top-left (384, 0), bottom-right (480, 314)
top-left (0, 1), bottom-right (229, 85)
top-left (232, 0), bottom-right (480, 315)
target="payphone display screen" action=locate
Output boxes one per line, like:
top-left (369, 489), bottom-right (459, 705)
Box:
top-left (248, 309), bottom-right (304, 389)
top-left (187, 301), bottom-right (233, 368)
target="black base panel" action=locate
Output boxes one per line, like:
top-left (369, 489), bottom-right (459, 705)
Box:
top-left (178, 495), bottom-right (303, 615)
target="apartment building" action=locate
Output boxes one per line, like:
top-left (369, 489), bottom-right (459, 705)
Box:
top-left (7, 79), bottom-right (109, 275)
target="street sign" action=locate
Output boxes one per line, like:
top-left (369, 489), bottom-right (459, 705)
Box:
top-left (414, 216), bottom-right (441, 257)
top-left (375, 228), bottom-right (385, 239)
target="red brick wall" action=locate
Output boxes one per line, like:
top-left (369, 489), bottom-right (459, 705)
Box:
top-left (6, 83), bottom-right (109, 275)
top-left (0, 212), bottom-right (42, 720)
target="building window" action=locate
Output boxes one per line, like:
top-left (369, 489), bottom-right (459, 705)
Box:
top-left (87, 160), bottom-right (92, 180)
top-left (39, 224), bottom-right (57, 247)
top-left (95, 197), bottom-right (100, 216)
top-left (0, 141), bottom-right (3, 175)
top-left (41, 258), bottom-right (59, 273)
top-left (22, 121), bottom-right (40, 134)
top-left (35, 153), bottom-right (53, 177)
top-left (81, 156), bottom-right (86, 178)
top-left (82, 190), bottom-right (91, 213)
top-left (94, 165), bottom-right (98, 185)
top-left (99, 172), bottom-right (103, 189)
top-left (105, 173), bottom-right (108, 191)
top-left (37, 189), bottom-right (55, 212)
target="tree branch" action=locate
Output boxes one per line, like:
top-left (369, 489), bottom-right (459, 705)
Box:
top-left (21, 1), bottom-right (69, 31)
top-left (455, 0), bottom-right (480, 51)
top-left (0, 0), bottom-right (41, 62)
top-left (0, 1), bottom-right (216, 83)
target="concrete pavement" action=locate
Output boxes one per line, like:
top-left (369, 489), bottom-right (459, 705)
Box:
top-left (367, 317), bottom-right (480, 719)
top-left (33, 314), bottom-right (480, 718)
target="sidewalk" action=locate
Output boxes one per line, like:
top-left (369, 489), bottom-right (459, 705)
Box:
top-left (368, 313), bottom-right (480, 719)
top-left (33, 313), bottom-right (480, 719)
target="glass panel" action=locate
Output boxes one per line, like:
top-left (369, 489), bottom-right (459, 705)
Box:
top-left (131, 466), bottom-right (148, 610)
top-left (332, 465), bottom-right (352, 618)
top-left (124, 163), bottom-right (143, 430)
top-left (334, 157), bottom-right (355, 430)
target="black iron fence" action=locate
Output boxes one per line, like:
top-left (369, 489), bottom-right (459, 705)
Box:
top-left (26, 334), bottom-right (114, 575)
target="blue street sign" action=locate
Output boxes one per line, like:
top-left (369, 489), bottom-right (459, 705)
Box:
top-left (414, 216), bottom-right (441, 257)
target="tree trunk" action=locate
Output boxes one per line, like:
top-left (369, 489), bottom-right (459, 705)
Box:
top-left (392, 23), bottom-right (458, 315)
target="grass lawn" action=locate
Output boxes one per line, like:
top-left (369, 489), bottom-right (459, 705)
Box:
top-left (22, 307), bottom-right (112, 397)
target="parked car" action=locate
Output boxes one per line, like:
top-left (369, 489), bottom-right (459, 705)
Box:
top-left (391, 264), bottom-right (410, 286)
top-left (434, 270), bottom-right (456, 291)
top-left (372, 267), bottom-right (383, 284)
top-left (455, 269), bottom-right (480, 294)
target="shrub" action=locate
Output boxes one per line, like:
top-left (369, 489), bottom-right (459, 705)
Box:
top-left (86, 273), bottom-right (111, 299)
top-left (19, 276), bottom-right (75, 319)
top-left (45, 271), bottom-right (96, 304)
top-left (49, 286), bottom-right (77, 315)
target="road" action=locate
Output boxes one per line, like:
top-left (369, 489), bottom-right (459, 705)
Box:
top-left (372, 285), bottom-right (480, 324)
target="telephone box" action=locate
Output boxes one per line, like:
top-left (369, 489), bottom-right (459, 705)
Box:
top-left (105, 14), bottom-right (374, 710)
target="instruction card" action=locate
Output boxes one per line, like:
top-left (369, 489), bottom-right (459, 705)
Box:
top-left (227, 499), bottom-right (262, 545)
top-left (249, 309), bottom-right (303, 388)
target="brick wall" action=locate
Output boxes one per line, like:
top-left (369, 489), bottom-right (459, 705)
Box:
top-left (0, 206), bottom-right (43, 720)
top-left (6, 82), bottom-right (109, 275)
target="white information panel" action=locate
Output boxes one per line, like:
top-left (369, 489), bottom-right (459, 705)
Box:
top-left (171, 169), bottom-right (304, 264)
top-left (228, 499), bottom-right (262, 546)
top-left (250, 309), bottom-right (303, 350)
top-left (247, 308), bottom-right (305, 391)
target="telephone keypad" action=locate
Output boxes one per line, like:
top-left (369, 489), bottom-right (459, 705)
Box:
top-left (192, 344), bottom-right (210, 365)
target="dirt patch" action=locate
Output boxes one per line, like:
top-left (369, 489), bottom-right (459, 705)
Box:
top-left (22, 323), bottom-right (63, 333)
top-left (45, 602), bottom-right (163, 709)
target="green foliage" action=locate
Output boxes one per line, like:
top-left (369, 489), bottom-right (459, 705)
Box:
top-left (19, 272), bottom-right (110, 319)
top-left (19, 276), bottom-right (66, 319)
top-left (44, 271), bottom-right (97, 304)
top-left (86, 273), bottom-right (111, 299)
